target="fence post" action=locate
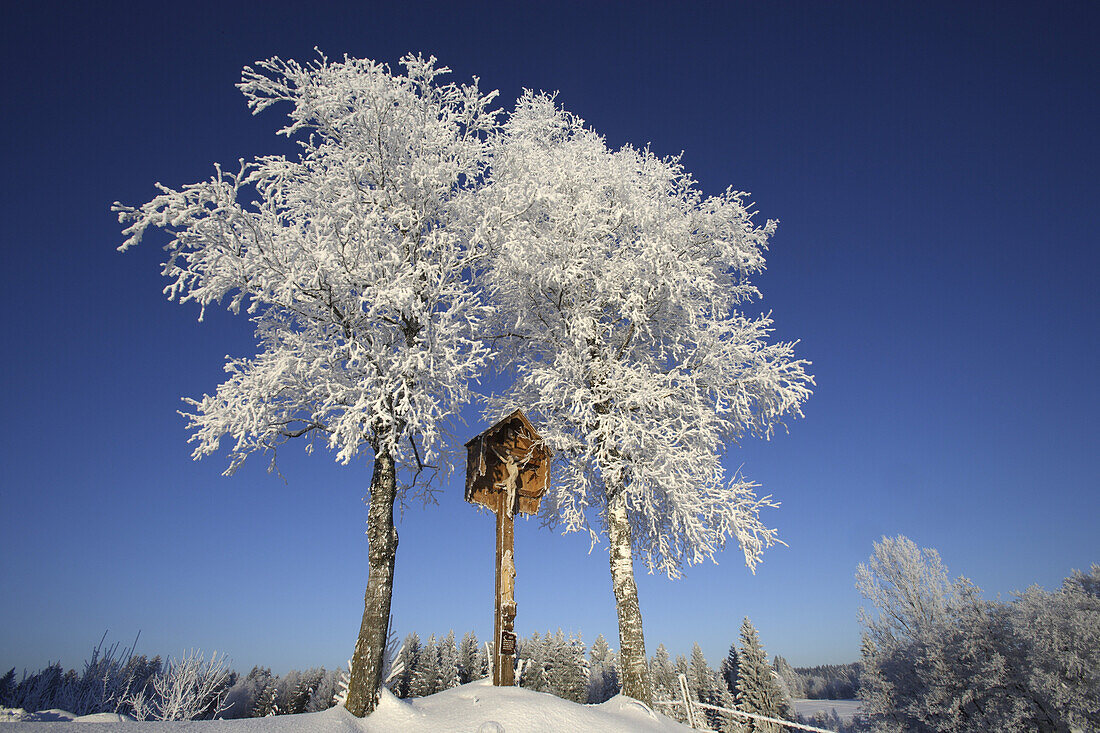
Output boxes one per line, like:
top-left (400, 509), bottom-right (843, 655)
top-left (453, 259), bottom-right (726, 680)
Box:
top-left (677, 673), bottom-right (699, 729)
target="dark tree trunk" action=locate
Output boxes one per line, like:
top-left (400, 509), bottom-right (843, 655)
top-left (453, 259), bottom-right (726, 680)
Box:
top-left (344, 450), bottom-right (398, 717)
top-left (607, 490), bottom-right (654, 706)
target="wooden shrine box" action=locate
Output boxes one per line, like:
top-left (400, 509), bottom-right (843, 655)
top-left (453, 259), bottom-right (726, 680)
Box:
top-left (464, 408), bottom-right (552, 686)
top-left (465, 409), bottom-right (551, 515)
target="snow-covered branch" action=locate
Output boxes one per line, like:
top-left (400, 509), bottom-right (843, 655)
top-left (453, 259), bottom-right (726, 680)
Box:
top-left (475, 92), bottom-right (813, 577)
top-left (115, 53), bottom-right (499, 487)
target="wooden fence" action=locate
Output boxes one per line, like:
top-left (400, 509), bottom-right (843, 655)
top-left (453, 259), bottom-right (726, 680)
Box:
top-left (649, 673), bottom-right (839, 733)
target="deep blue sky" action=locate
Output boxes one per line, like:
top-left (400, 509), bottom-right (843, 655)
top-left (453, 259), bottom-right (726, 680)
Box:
top-left (1, 1), bottom-right (1096, 676)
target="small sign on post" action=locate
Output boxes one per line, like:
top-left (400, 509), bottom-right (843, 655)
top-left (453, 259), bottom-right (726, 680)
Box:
top-left (465, 409), bottom-right (550, 686)
top-left (499, 631), bottom-right (517, 656)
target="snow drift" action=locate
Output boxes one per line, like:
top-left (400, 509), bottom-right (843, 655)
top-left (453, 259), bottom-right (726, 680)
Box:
top-left (0, 679), bottom-right (692, 732)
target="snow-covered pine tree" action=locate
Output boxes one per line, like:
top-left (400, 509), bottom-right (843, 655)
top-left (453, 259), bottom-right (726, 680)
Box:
top-left (521, 633), bottom-right (549, 693)
top-left (649, 645), bottom-right (677, 703)
top-left (274, 669), bottom-right (302, 715)
top-left (573, 634), bottom-right (591, 700)
top-left (287, 668), bottom-right (323, 714)
top-left (720, 642), bottom-right (740, 696)
top-left (393, 633), bottom-right (421, 699)
top-left (410, 635), bottom-right (439, 697)
top-left (687, 643), bottom-right (711, 700)
top-left (222, 666), bottom-right (272, 719)
top-left (0, 668), bottom-right (15, 707)
top-left (689, 643), bottom-right (732, 731)
top-left (771, 656), bottom-right (802, 699)
top-left (588, 634), bottom-right (619, 703)
top-left (474, 91), bottom-right (812, 706)
top-left (457, 631), bottom-right (480, 684)
top-left (251, 680), bottom-right (279, 718)
top-left (475, 641), bottom-right (490, 681)
top-left (767, 660), bottom-right (796, 717)
top-left (306, 669), bottom-right (339, 712)
top-left (543, 631), bottom-right (565, 698)
top-left (114, 54), bottom-right (498, 717)
top-left (332, 661), bottom-right (351, 708)
top-left (438, 631), bottom-right (459, 691)
top-left (719, 687), bottom-right (741, 733)
top-left (674, 654), bottom-right (689, 680)
top-left (736, 618), bottom-right (791, 732)
top-left (544, 630), bottom-right (587, 703)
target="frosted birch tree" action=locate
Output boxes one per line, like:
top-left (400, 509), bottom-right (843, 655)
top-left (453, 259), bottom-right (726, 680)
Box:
top-left (114, 53), bottom-right (497, 716)
top-left (471, 93), bottom-right (813, 704)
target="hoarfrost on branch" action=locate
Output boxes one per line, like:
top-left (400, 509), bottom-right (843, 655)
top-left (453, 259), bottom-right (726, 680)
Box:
top-left (114, 52), bottom-right (499, 488)
top-left (472, 93), bottom-right (813, 578)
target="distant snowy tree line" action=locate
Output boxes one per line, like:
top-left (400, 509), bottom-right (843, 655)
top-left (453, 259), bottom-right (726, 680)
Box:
top-left (387, 629), bottom-right (615, 705)
top-left (1, 622), bottom-right (809, 725)
top-left (0, 642), bottom-right (342, 721)
top-left (785, 661), bottom-right (860, 700)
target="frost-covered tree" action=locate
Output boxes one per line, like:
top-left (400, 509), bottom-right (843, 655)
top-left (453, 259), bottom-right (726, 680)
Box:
top-left (437, 631), bottom-right (459, 692)
top-left (856, 535), bottom-right (970, 732)
top-left (736, 618), bottom-right (790, 732)
top-left (0, 636), bottom-right (164, 718)
top-left (674, 654), bottom-right (689, 680)
top-left (519, 633), bottom-right (550, 693)
top-left (0, 668), bottom-right (15, 707)
top-left (857, 538), bottom-right (1099, 732)
top-left (410, 634), bottom-right (439, 697)
top-left (457, 631), bottom-right (481, 684)
top-left (720, 642), bottom-right (741, 696)
top-left (472, 92), bottom-right (812, 704)
top-left (856, 535), bottom-right (952, 644)
top-left (688, 643), bottom-right (733, 731)
top-left (771, 656), bottom-right (802, 699)
top-left (544, 630), bottom-right (588, 703)
top-left (114, 54), bottom-right (497, 716)
top-left (250, 679), bottom-right (279, 718)
top-left (587, 633), bottom-right (619, 703)
top-left (1011, 566), bottom-right (1100, 730)
top-left (474, 640), bottom-right (490, 682)
top-left (793, 662), bottom-right (859, 700)
top-left (649, 644), bottom-right (677, 704)
top-left (569, 634), bottom-right (591, 702)
top-left (392, 632), bottom-right (421, 699)
top-left (221, 660), bottom-right (268, 713)
top-left (686, 643), bottom-right (712, 699)
top-left (127, 650), bottom-right (232, 721)
top-left (273, 669), bottom-right (301, 715)
top-left (283, 668), bottom-right (322, 715)
top-left (305, 668), bottom-right (340, 713)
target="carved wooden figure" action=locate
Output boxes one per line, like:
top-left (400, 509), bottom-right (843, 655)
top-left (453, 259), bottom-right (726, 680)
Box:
top-left (465, 409), bottom-right (550, 685)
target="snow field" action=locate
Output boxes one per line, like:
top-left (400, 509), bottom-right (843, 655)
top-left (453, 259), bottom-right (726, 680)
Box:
top-left (0, 679), bottom-right (694, 732)
top-left (791, 699), bottom-right (860, 724)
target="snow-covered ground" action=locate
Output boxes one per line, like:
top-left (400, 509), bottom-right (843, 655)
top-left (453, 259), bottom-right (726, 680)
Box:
top-left (0, 680), bottom-right (693, 732)
top-left (792, 698), bottom-right (860, 724)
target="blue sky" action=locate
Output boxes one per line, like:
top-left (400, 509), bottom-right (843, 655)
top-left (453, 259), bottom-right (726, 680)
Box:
top-left (1, 1), bottom-right (1096, 676)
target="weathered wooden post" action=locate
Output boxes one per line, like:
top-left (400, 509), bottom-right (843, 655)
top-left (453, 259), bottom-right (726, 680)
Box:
top-left (464, 409), bottom-right (551, 686)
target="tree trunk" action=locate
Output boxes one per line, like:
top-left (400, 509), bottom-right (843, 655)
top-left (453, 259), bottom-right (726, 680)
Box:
top-left (607, 491), bottom-right (653, 706)
top-left (344, 450), bottom-right (398, 717)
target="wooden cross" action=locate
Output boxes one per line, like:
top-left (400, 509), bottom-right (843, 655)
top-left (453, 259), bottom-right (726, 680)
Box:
top-left (464, 410), bottom-right (550, 686)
